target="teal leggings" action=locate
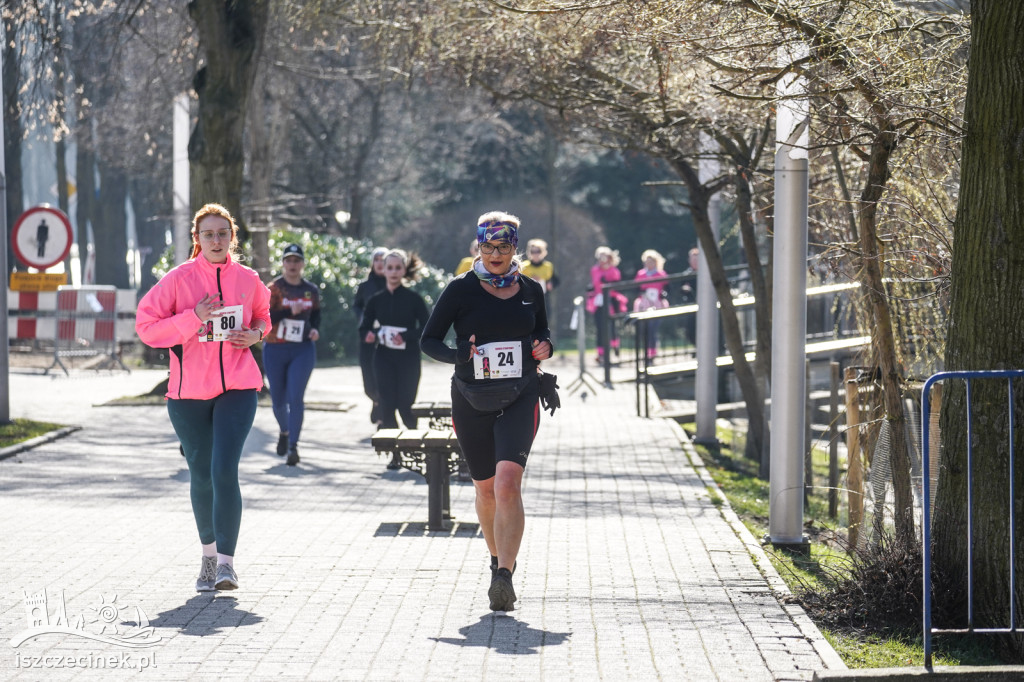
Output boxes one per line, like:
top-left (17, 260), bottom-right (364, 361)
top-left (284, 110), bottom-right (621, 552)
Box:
top-left (167, 390), bottom-right (258, 557)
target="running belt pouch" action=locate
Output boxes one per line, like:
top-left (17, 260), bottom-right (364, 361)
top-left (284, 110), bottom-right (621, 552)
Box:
top-left (538, 371), bottom-right (560, 416)
top-left (454, 375), bottom-right (531, 412)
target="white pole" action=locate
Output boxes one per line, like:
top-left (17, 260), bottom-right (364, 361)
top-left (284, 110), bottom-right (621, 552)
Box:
top-left (0, 37), bottom-right (9, 423)
top-left (769, 44), bottom-right (810, 546)
top-left (173, 93), bottom-right (190, 264)
top-left (695, 133), bottom-right (720, 443)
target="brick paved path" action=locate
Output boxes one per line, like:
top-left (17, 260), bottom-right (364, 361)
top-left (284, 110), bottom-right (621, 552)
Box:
top-left (0, 359), bottom-right (844, 680)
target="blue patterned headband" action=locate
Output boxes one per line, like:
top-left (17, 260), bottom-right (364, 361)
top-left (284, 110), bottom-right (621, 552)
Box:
top-left (477, 220), bottom-right (519, 248)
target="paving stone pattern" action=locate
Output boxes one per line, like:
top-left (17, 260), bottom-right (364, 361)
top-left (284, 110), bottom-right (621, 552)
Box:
top-left (0, 360), bottom-right (843, 680)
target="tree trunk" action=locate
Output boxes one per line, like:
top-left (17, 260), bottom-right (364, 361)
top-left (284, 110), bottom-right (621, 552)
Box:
top-left (93, 163), bottom-right (129, 288)
top-left (857, 124), bottom-right (916, 549)
top-left (128, 175), bottom-right (170, 293)
top-left (669, 155), bottom-right (767, 462)
top-left (187, 0), bottom-right (269, 235)
top-left (934, 0), bottom-right (1024, 655)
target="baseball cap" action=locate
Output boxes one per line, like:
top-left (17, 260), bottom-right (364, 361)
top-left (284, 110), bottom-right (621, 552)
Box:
top-left (282, 244), bottom-right (304, 260)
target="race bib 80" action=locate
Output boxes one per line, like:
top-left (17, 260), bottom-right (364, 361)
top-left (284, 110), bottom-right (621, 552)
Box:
top-left (473, 341), bottom-right (523, 380)
top-left (198, 304), bottom-right (244, 342)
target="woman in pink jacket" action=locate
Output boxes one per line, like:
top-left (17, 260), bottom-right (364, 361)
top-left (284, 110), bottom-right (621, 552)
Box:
top-left (585, 245), bottom-right (628, 364)
top-left (136, 203), bottom-right (271, 593)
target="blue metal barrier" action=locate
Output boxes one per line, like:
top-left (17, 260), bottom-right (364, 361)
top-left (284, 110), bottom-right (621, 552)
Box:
top-left (921, 369), bottom-right (1023, 666)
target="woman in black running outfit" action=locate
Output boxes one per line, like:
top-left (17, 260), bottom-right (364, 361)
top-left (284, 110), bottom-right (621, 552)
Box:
top-left (358, 249), bottom-right (429, 463)
top-left (420, 211), bottom-right (552, 612)
top-left (353, 247), bottom-right (388, 425)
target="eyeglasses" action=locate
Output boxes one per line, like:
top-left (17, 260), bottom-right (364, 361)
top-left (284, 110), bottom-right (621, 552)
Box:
top-left (479, 242), bottom-right (514, 255)
top-left (199, 229), bottom-right (232, 242)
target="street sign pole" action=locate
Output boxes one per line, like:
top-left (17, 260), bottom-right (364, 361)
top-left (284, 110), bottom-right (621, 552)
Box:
top-left (0, 39), bottom-right (9, 424)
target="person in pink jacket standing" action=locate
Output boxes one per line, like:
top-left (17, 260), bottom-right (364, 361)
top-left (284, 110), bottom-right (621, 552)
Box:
top-left (585, 246), bottom-right (627, 364)
top-left (136, 203), bottom-right (271, 593)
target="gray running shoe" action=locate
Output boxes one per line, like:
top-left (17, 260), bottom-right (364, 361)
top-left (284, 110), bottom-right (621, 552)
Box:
top-left (215, 563), bottom-right (239, 591)
top-left (196, 555), bottom-right (217, 592)
top-left (488, 568), bottom-right (516, 611)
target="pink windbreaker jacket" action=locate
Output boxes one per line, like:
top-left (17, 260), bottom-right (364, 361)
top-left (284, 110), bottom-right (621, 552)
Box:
top-left (136, 253), bottom-right (271, 400)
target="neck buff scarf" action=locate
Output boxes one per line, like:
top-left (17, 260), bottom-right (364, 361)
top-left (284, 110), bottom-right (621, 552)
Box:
top-left (473, 258), bottom-right (521, 288)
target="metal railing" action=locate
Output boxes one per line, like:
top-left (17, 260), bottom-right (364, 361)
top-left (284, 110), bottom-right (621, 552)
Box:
top-left (921, 369), bottom-right (1023, 667)
top-left (628, 282), bottom-right (868, 417)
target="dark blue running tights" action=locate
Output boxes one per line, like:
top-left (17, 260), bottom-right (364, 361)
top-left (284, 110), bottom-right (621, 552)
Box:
top-left (167, 389), bottom-right (258, 557)
top-left (262, 341), bottom-right (316, 447)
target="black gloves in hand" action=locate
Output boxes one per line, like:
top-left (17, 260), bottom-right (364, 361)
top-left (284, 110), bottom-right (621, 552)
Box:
top-left (538, 371), bottom-right (561, 416)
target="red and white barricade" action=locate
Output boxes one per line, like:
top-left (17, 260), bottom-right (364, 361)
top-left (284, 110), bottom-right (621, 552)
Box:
top-left (7, 286), bottom-right (135, 374)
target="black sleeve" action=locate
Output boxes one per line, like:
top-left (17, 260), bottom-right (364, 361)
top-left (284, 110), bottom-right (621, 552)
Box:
top-left (415, 293), bottom-right (430, 334)
top-left (420, 282), bottom-right (459, 365)
top-left (526, 278), bottom-right (551, 348)
top-left (308, 283), bottom-right (321, 332)
top-left (358, 292), bottom-right (377, 337)
top-left (353, 281), bottom-right (368, 323)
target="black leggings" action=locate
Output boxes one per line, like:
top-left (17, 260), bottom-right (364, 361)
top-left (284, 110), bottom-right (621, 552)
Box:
top-left (451, 375), bottom-right (541, 480)
top-left (374, 347), bottom-right (421, 429)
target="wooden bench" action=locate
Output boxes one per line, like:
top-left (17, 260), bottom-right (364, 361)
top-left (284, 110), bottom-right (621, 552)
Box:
top-left (409, 401), bottom-right (472, 481)
top-left (410, 401), bottom-right (453, 430)
top-left (371, 428), bottom-right (462, 531)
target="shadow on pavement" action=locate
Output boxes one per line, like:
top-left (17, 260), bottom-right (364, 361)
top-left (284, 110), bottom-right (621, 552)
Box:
top-left (431, 614), bottom-right (571, 655)
top-left (149, 594), bottom-right (265, 636)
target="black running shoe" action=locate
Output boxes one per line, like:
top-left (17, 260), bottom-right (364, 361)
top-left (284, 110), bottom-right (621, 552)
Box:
top-left (488, 568), bottom-right (516, 611)
top-left (386, 452), bottom-right (401, 470)
top-left (276, 432), bottom-right (288, 456)
top-left (286, 446), bottom-right (300, 466)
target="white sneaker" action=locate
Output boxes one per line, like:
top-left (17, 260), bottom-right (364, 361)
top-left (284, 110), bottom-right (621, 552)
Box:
top-left (215, 563), bottom-right (239, 590)
top-left (196, 556), bottom-right (217, 592)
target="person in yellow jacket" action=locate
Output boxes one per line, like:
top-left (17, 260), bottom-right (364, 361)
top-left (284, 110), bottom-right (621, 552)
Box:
top-left (455, 239), bottom-right (479, 275)
top-left (520, 239), bottom-right (558, 294)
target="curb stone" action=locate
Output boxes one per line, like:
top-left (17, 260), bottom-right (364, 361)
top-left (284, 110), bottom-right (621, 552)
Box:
top-left (667, 418), bottom-right (849, 673)
top-left (0, 426), bottom-right (82, 461)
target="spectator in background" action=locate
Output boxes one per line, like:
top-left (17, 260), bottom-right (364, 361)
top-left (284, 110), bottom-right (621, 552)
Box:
top-left (455, 240), bottom-right (479, 276)
top-left (263, 244), bottom-right (321, 467)
top-left (585, 246), bottom-right (628, 364)
top-left (633, 250), bottom-right (669, 360)
top-left (521, 238), bottom-right (559, 294)
top-left (353, 247), bottom-right (389, 425)
top-left (634, 249), bottom-right (668, 297)
top-left (680, 246), bottom-right (700, 346)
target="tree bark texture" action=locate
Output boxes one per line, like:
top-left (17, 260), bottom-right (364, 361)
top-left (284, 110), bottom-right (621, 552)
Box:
top-left (187, 0), bottom-right (269, 234)
top-left (857, 125), bottom-right (917, 549)
top-left (934, 0), bottom-right (1024, 653)
top-left (668, 155), bottom-right (767, 463)
top-left (94, 164), bottom-right (129, 289)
